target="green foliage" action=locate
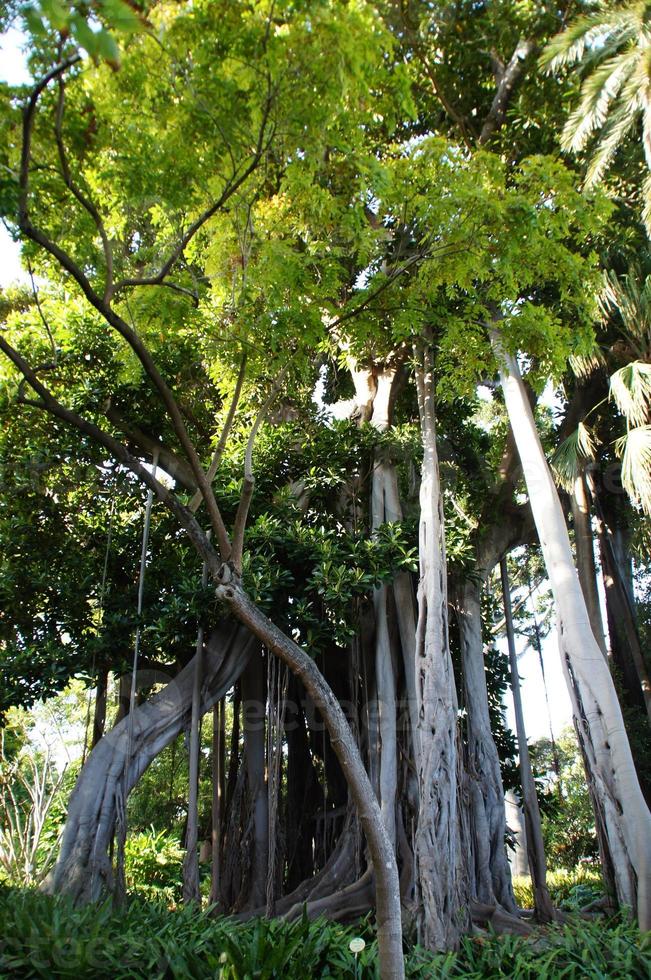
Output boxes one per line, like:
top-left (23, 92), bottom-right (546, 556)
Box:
top-left (531, 727), bottom-right (599, 870)
top-left (512, 866), bottom-right (604, 911)
top-left (124, 828), bottom-right (185, 905)
top-left (0, 887), bottom-right (648, 979)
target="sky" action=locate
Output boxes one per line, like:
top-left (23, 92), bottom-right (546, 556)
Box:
top-left (0, 25), bottom-right (576, 747)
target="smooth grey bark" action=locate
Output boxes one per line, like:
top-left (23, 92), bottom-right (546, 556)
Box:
top-left (456, 577), bottom-right (517, 913)
top-left (491, 329), bottom-right (651, 930)
top-left (571, 473), bottom-right (608, 658)
top-left (413, 350), bottom-right (465, 950)
top-left (45, 624), bottom-right (254, 904)
top-left (218, 583), bottom-right (404, 980)
top-left (500, 559), bottom-right (555, 923)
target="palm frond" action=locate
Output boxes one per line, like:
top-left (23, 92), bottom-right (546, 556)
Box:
top-left (616, 423), bottom-right (651, 513)
top-left (540, 7), bottom-right (641, 73)
top-left (610, 360), bottom-right (651, 423)
top-left (561, 49), bottom-right (638, 154)
top-left (568, 346), bottom-right (608, 378)
top-left (600, 266), bottom-right (651, 349)
top-left (552, 421), bottom-right (599, 490)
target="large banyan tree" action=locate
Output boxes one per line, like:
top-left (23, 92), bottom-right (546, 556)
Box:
top-left (1, 2), bottom-right (651, 978)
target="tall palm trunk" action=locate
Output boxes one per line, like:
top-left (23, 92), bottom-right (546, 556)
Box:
top-left (491, 329), bottom-right (651, 930)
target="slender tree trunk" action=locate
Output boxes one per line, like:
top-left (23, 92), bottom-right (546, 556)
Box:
top-left (45, 624), bottom-right (254, 904)
top-left (218, 584), bottom-right (404, 980)
top-left (456, 577), bottom-right (517, 912)
top-left (590, 484), bottom-right (651, 726)
top-left (571, 473), bottom-right (608, 657)
top-left (210, 699), bottom-right (225, 907)
top-left (242, 650), bottom-right (269, 910)
top-left (182, 623), bottom-right (205, 903)
top-left (491, 329), bottom-right (651, 930)
top-left (91, 669), bottom-right (108, 749)
top-left (500, 559), bottom-right (554, 922)
top-left (412, 349), bottom-right (466, 950)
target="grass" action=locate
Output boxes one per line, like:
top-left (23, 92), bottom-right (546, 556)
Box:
top-left (0, 885), bottom-right (648, 978)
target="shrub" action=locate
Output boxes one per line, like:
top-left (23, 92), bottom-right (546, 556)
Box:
top-left (124, 828), bottom-right (185, 904)
top-left (512, 866), bottom-right (604, 911)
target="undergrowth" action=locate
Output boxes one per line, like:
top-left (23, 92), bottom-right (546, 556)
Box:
top-left (0, 886), bottom-right (648, 978)
top-left (512, 866), bottom-right (604, 910)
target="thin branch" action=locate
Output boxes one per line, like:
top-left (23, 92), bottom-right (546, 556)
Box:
top-left (54, 77), bottom-right (114, 297)
top-left (230, 362), bottom-right (290, 572)
top-left (189, 351), bottom-right (247, 514)
top-left (0, 334), bottom-right (219, 576)
top-left (19, 54), bottom-right (82, 224)
top-left (108, 90), bottom-right (276, 298)
top-left (105, 403), bottom-right (197, 490)
top-left (479, 39), bottom-right (536, 145)
top-left (18, 64), bottom-right (232, 558)
top-left (27, 261), bottom-right (57, 362)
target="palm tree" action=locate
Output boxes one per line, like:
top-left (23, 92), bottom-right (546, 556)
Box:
top-left (541, 1), bottom-right (651, 230)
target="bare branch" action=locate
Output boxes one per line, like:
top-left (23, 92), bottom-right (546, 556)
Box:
top-left (105, 403), bottom-right (197, 490)
top-left (479, 39), bottom-right (536, 145)
top-left (27, 261), bottom-right (57, 362)
top-left (54, 78), bottom-right (114, 297)
top-left (190, 351), bottom-right (247, 514)
top-left (230, 362), bottom-right (290, 572)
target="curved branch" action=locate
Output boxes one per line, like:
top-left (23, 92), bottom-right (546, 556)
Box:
top-left (230, 362), bottom-right (289, 571)
top-left (17, 58), bottom-right (232, 557)
top-left (55, 78), bottom-right (114, 296)
top-left (0, 335), bottom-right (218, 576)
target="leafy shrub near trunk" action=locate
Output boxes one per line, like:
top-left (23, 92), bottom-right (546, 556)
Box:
top-left (0, 886), bottom-right (648, 978)
top-left (512, 866), bottom-right (604, 910)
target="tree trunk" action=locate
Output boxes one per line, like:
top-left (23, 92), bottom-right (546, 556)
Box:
top-left (91, 669), bottom-right (108, 749)
top-left (45, 624), bottom-right (254, 904)
top-left (456, 577), bottom-right (517, 912)
top-left (210, 699), bottom-right (225, 907)
top-left (218, 583), bottom-right (404, 980)
top-left (491, 328), bottom-right (651, 930)
top-left (571, 473), bottom-right (608, 658)
top-left (412, 350), bottom-right (466, 950)
top-left (500, 558), bottom-right (555, 922)
top-left (182, 625), bottom-right (205, 904)
top-left (242, 649), bottom-right (269, 910)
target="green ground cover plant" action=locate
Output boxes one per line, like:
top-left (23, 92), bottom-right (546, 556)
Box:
top-left (0, 886), bottom-right (648, 979)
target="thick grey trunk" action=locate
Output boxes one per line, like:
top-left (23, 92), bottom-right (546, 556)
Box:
top-left (45, 624), bottom-right (254, 904)
top-left (500, 559), bottom-right (555, 922)
top-left (219, 584), bottom-right (404, 980)
top-left (492, 329), bottom-right (651, 930)
top-left (413, 353), bottom-right (465, 950)
top-left (457, 577), bottom-right (517, 912)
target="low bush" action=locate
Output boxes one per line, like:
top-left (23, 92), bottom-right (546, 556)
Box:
top-left (513, 866), bottom-right (604, 910)
top-left (0, 886), bottom-right (648, 978)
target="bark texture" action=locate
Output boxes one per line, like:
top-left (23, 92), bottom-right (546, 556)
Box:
top-left (457, 577), bottom-right (517, 912)
top-left (46, 623), bottom-right (254, 904)
top-left (413, 351), bottom-right (466, 950)
top-left (492, 328), bottom-right (651, 931)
